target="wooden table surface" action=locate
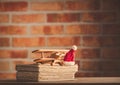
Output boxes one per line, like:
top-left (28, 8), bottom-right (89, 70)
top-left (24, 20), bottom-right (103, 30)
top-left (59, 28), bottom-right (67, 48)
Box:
top-left (0, 77), bottom-right (120, 85)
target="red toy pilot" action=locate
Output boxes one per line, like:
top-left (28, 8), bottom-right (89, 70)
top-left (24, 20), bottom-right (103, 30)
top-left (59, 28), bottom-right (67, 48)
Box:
top-left (64, 45), bottom-right (77, 65)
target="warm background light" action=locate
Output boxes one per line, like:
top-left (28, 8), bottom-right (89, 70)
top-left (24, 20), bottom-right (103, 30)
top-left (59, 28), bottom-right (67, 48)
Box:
top-left (0, 0), bottom-right (120, 80)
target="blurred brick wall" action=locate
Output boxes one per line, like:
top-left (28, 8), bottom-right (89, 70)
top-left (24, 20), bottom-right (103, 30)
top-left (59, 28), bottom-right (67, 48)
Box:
top-left (0, 0), bottom-right (120, 80)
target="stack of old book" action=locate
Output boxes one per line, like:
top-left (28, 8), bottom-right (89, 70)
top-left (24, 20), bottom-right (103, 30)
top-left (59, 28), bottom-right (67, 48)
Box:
top-left (16, 64), bottom-right (78, 81)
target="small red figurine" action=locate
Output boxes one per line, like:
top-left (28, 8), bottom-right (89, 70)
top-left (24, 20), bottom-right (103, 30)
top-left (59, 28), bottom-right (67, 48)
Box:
top-left (64, 45), bottom-right (77, 65)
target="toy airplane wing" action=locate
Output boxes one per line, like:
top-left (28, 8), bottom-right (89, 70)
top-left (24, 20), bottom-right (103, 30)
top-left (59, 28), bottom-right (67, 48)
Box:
top-left (32, 49), bottom-right (69, 53)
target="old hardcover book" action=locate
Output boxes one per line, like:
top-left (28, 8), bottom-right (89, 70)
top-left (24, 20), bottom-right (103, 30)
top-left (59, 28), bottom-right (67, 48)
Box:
top-left (16, 64), bottom-right (78, 81)
top-left (16, 64), bottom-right (77, 72)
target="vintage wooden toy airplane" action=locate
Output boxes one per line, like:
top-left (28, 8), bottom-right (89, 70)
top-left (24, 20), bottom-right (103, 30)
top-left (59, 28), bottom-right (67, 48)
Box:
top-left (32, 49), bottom-right (69, 66)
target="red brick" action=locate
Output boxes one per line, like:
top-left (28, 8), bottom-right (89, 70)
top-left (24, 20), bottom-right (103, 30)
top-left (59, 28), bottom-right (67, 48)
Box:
top-left (31, 2), bottom-right (63, 11)
top-left (47, 13), bottom-right (80, 22)
top-left (101, 36), bottom-right (120, 47)
top-left (102, 48), bottom-right (120, 59)
top-left (31, 25), bottom-right (63, 35)
top-left (12, 14), bottom-right (45, 23)
top-left (0, 25), bottom-right (27, 35)
top-left (0, 14), bottom-right (9, 23)
top-left (12, 60), bottom-right (33, 71)
top-left (66, 0), bottom-right (100, 10)
top-left (83, 36), bottom-right (101, 47)
top-left (81, 12), bottom-right (117, 23)
top-left (101, 61), bottom-right (120, 71)
top-left (78, 49), bottom-right (100, 59)
top-left (102, 24), bottom-right (120, 35)
top-left (0, 61), bottom-right (10, 71)
top-left (75, 49), bottom-right (81, 60)
top-left (11, 50), bottom-right (28, 58)
top-left (0, 2), bottom-right (28, 11)
top-left (0, 50), bottom-right (28, 58)
top-left (0, 50), bottom-right (10, 58)
top-left (102, 0), bottom-right (120, 10)
top-left (12, 37), bottom-right (45, 47)
top-left (0, 73), bottom-right (16, 80)
top-left (75, 71), bottom-right (101, 77)
top-left (47, 37), bottom-right (80, 46)
top-left (0, 38), bottom-right (9, 47)
top-left (81, 61), bottom-right (100, 71)
top-left (66, 24), bottom-right (101, 34)
top-left (13, 61), bottom-right (33, 65)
